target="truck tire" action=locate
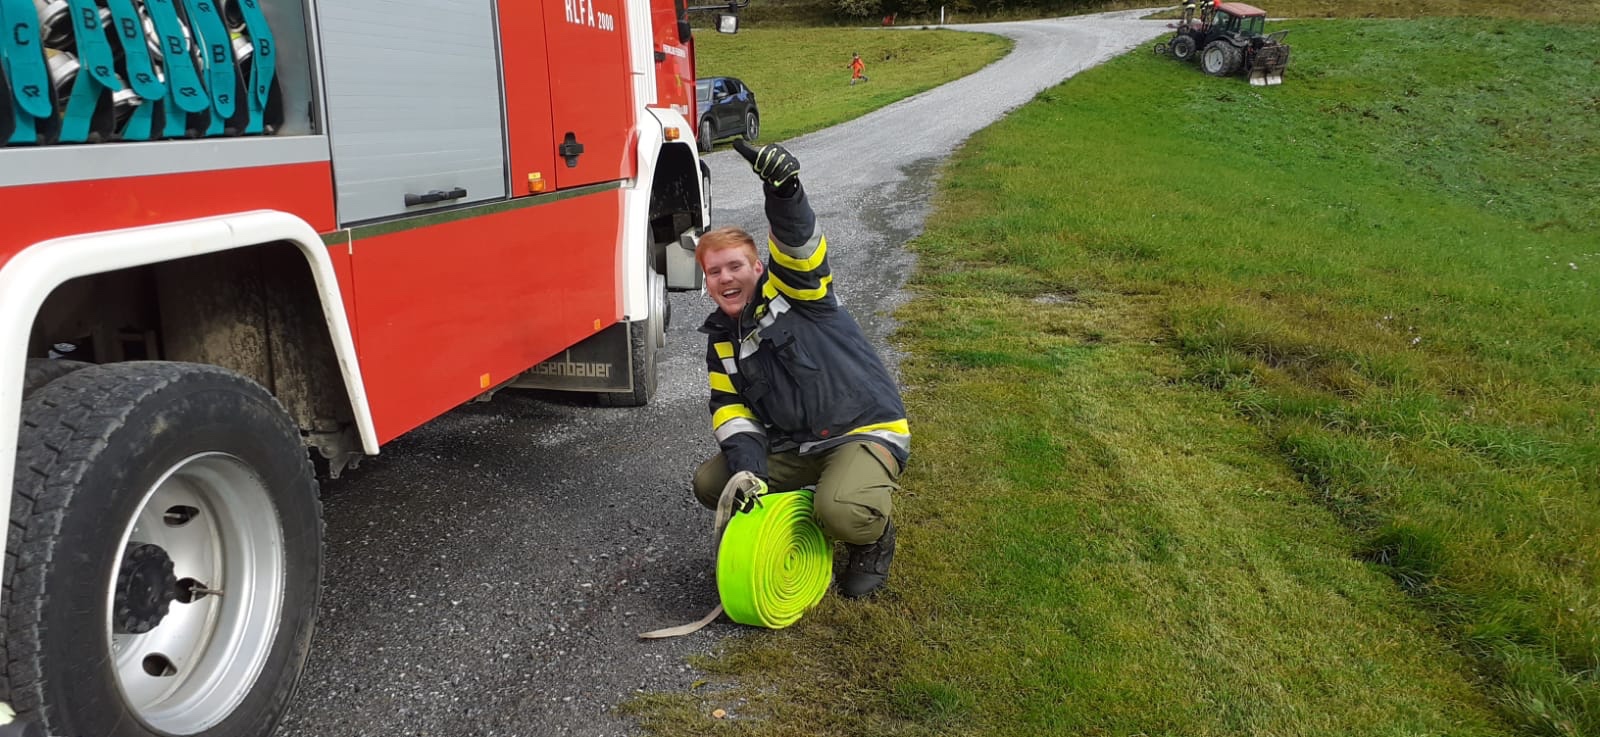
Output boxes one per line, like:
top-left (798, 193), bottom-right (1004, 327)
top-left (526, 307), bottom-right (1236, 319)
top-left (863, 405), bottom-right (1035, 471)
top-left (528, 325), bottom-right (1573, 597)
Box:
top-left (1201, 41), bottom-right (1243, 76)
top-left (598, 268), bottom-right (665, 407)
top-left (1170, 35), bottom-right (1197, 61)
top-left (20, 358), bottom-right (92, 399)
top-left (4, 362), bottom-right (323, 737)
top-left (698, 119), bottom-right (714, 153)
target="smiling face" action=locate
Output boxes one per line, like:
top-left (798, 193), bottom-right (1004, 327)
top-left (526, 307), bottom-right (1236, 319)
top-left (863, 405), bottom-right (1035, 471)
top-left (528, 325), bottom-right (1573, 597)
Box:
top-left (697, 227), bottom-right (764, 318)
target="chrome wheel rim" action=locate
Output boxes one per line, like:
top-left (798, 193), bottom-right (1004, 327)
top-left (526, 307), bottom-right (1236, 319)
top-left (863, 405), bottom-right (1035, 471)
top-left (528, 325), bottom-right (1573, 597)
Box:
top-left (107, 452), bottom-right (285, 734)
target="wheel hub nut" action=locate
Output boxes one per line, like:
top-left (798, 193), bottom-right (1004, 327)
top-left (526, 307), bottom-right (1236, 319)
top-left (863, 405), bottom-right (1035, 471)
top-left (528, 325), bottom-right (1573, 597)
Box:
top-left (114, 543), bottom-right (180, 634)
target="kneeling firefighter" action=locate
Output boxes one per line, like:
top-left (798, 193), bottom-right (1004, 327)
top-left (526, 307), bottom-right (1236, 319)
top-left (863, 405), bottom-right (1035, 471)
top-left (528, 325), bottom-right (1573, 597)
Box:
top-left (691, 140), bottom-right (909, 598)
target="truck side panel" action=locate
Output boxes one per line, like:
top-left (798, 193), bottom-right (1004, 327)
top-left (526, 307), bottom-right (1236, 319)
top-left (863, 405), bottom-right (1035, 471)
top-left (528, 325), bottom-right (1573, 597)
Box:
top-left (499, 2), bottom-right (557, 197)
top-left (0, 162), bottom-right (337, 255)
top-left (543, 0), bottom-right (637, 189)
top-left (351, 190), bottom-right (625, 443)
top-left (651, 0), bottom-right (696, 122)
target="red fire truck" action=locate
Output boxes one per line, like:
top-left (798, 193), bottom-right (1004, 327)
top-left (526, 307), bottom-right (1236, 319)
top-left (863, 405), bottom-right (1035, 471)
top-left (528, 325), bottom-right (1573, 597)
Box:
top-left (0, 0), bottom-right (728, 733)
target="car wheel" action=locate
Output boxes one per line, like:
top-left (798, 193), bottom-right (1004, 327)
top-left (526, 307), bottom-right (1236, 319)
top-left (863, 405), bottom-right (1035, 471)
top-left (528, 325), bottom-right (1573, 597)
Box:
top-left (698, 119), bottom-right (714, 153)
top-left (5, 362), bottom-right (322, 737)
top-left (744, 111), bottom-right (759, 142)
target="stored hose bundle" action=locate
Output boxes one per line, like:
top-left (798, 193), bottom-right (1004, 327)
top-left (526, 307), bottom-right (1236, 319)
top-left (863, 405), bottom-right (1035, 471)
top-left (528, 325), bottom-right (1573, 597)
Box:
top-left (716, 490), bottom-right (830, 629)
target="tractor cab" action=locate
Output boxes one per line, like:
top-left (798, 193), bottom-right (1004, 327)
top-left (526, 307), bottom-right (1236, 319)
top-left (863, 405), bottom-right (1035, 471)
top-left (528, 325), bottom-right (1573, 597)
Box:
top-left (1209, 5), bottom-right (1267, 37)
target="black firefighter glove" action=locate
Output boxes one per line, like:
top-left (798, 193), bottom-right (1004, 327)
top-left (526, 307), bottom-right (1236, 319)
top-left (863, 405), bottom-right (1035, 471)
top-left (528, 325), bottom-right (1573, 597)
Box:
top-left (732, 140), bottom-right (800, 197)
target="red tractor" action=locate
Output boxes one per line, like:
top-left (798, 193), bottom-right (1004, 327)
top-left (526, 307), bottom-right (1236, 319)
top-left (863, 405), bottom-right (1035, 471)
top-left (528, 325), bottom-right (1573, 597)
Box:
top-left (1155, 0), bottom-right (1291, 86)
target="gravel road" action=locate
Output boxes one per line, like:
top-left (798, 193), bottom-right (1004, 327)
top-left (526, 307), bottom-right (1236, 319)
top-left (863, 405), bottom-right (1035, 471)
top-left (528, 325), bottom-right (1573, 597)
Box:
top-left (274, 11), bottom-right (1169, 737)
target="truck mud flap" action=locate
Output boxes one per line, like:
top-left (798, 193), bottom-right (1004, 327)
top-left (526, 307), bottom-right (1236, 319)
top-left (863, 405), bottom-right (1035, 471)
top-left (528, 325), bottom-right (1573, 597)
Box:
top-left (509, 322), bottom-right (634, 393)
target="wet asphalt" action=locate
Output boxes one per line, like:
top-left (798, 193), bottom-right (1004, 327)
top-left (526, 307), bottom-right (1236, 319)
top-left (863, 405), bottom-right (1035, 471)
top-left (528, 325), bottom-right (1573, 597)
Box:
top-left (274, 11), bottom-right (1170, 737)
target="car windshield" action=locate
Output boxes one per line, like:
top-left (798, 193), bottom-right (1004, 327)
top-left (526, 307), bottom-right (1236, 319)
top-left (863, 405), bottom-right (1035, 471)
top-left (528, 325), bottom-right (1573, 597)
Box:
top-left (696, 80), bottom-right (711, 102)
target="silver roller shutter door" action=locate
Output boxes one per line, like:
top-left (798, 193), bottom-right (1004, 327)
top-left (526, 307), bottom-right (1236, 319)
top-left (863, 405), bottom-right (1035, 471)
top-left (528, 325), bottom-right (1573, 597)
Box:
top-left (318, 0), bottom-right (508, 225)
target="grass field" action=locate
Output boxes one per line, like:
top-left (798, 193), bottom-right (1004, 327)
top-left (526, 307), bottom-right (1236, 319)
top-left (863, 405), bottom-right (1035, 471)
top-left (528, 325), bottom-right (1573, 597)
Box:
top-left (631, 15), bottom-right (1600, 737)
top-left (693, 28), bottom-right (1011, 146)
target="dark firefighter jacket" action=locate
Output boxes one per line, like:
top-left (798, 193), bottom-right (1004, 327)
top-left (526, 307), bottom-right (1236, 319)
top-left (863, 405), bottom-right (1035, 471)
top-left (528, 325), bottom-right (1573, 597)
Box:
top-left (699, 181), bottom-right (910, 481)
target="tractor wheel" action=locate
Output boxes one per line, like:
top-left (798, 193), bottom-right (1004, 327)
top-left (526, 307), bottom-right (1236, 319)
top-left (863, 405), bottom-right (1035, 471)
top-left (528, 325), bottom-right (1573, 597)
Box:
top-left (1201, 41), bottom-right (1243, 76)
top-left (1170, 35), bottom-right (1197, 61)
top-left (1153, 42), bottom-right (1168, 55)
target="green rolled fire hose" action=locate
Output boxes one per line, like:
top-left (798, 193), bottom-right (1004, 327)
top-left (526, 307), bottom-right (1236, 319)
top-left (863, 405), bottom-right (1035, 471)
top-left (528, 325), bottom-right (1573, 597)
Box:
top-left (638, 489), bottom-right (831, 638)
top-left (717, 490), bottom-right (831, 628)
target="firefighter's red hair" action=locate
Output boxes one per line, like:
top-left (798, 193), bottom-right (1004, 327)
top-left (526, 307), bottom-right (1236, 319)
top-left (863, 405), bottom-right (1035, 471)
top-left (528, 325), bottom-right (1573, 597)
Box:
top-left (695, 227), bottom-right (759, 268)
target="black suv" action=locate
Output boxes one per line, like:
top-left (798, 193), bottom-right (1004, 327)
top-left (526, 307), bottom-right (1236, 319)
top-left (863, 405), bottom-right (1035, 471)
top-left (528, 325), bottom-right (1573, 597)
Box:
top-left (695, 76), bottom-right (759, 153)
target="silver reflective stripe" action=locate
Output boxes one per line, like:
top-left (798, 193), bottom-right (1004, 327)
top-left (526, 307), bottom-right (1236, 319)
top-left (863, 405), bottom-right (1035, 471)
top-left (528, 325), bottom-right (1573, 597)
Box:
top-left (757, 294), bottom-right (791, 329)
top-left (772, 232), bottom-right (824, 263)
top-left (799, 429), bottom-right (910, 456)
top-left (714, 418), bottom-right (766, 443)
top-left (721, 357), bottom-right (738, 374)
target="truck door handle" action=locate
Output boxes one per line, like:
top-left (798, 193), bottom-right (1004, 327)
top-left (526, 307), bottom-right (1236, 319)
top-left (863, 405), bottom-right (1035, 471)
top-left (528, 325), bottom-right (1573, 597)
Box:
top-left (404, 187), bottom-right (468, 206)
top-left (560, 132), bottom-right (584, 168)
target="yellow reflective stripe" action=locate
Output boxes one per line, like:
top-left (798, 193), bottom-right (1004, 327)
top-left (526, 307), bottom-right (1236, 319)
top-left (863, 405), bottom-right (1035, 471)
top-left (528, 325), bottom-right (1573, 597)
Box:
top-left (769, 235), bottom-right (827, 272)
top-left (769, 272), bottom-right (833, 301)
top-left (847, 419), bottom-right (910, 436)
top-left (713, 403), bottom-right (757, 429)
top-left (714, 342), bottom-right (735, 359)
top-left (709, 372), bottom-right (736, 394)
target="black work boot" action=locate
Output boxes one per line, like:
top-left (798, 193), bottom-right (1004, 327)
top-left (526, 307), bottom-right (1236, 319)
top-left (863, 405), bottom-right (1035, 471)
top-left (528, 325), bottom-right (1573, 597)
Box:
top-left (839, 519), bottom-right (896, 599)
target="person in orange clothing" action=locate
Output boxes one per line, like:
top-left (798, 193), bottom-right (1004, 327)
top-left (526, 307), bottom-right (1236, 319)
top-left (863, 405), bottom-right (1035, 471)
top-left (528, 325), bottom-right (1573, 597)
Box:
top-left (849, 52), bottom-right (870, 85)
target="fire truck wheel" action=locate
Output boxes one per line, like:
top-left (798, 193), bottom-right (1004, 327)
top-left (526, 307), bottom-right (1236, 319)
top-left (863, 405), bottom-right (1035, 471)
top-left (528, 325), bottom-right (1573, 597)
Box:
top-left (21, 358), bottom-right (92, 399)
top-left (1171, 35), bottom-right (1197, 61)
top-left (599, 269), bottom-right (666, 407)
top-left (700, 160), bottom-right (713, 233)
top-left (698, 119), bottom-right (715, 153)
top-left (4, 362), bottom-right (322, 737)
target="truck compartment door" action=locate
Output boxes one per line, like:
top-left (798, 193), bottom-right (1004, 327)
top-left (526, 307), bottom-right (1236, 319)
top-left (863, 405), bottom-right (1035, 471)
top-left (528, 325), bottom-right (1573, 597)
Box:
top-left (317, 0), bottom-right (508, 225)
top-left (543, 0), bottom-right (635, 189)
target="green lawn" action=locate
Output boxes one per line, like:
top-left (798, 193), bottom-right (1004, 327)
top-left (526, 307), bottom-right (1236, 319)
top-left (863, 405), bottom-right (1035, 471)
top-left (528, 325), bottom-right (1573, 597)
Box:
top-left (693, 28), bottom-right (1011, 146)
top-left (633, 16), bottom-right (1600, 737)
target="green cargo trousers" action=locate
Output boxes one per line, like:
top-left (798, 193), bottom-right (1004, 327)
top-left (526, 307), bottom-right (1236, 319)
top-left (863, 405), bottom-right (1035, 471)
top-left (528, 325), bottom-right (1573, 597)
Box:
top-left (692, 440), bottom-right (900, 546)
